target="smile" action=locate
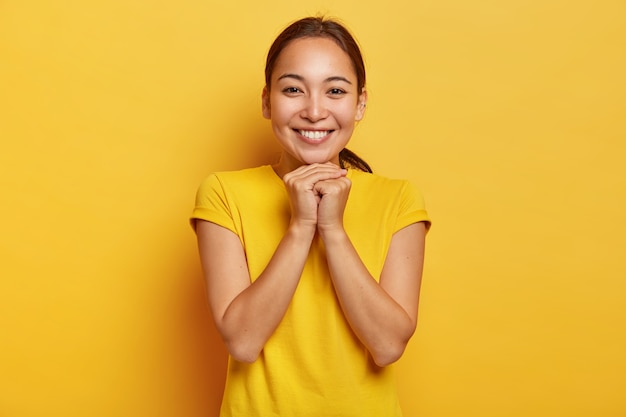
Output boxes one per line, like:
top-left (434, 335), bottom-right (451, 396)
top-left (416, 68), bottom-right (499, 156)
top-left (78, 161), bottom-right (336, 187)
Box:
top-left (297, 130), bottom-right (332, 140)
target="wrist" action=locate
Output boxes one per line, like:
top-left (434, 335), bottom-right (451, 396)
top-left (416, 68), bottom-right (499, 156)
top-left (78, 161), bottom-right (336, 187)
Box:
top-left (287, 220), bottom-right (317, 241)
top-left (317, 224), bottom-right (348, 243)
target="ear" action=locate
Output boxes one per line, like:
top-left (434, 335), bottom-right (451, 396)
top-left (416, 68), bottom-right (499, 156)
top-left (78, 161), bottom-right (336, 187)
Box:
top-left (262, 87), bottom-right (271, 119)
top-left (355, 89), bottom-right (368, 121)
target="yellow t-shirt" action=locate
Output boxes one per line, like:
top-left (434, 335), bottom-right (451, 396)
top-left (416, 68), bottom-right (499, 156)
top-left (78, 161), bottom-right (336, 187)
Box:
top-left (191, 165), bottom-right (430, 417)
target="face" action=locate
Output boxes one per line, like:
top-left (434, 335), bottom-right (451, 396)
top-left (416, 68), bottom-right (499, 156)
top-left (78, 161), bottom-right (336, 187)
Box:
top-left (262, 37), bottom-right (367, 173)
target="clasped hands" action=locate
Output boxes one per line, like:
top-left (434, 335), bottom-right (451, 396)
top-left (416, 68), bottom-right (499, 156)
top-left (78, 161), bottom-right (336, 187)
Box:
top-left (282, 162), bottom-right (351, 234)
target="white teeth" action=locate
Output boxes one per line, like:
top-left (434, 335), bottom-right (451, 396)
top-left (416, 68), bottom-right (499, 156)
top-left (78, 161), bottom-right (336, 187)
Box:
top-left (299, 130), bottom-right (329, 139)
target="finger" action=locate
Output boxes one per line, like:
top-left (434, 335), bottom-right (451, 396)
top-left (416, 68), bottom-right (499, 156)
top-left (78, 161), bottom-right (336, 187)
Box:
top-left (314, 177), bottom-right (352, 196)
top-left (286, 163), bottom-right (345, 179)
top-left (285, 165), bottom-right (347, 186)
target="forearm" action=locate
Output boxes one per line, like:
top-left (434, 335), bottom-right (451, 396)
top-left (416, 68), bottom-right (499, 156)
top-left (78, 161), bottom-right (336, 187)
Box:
top-left (321, 229), bottom-right (416, 367)
top-left (219, 223), bottom-right (315, 362)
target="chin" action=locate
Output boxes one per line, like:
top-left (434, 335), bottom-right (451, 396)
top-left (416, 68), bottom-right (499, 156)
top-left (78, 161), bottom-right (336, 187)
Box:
top-left (301, 158), bottom-right (337, 167)
top-left (302, 156), bottom-right (329, 164)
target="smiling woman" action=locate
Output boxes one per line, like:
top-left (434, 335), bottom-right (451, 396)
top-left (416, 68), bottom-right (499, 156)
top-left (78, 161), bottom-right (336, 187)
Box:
top-left (262, 36), bottom-right (367, 175)
top-left (264, 17), bottom-right (372, 174)
top-left (191, 16), bottom-right (431, 417)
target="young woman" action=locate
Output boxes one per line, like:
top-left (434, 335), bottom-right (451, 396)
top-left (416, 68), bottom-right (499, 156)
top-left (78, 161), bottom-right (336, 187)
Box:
top-left (192, 16), bottom-right (430, 417)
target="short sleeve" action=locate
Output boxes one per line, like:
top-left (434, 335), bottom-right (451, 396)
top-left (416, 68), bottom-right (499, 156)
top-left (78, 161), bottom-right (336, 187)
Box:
top-left (190, 173), bottom-right (238, 234)
top-left (394, 181), bottom-right (431, 233)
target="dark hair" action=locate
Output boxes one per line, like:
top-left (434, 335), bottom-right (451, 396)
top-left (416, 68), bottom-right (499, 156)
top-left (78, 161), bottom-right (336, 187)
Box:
top-left (265, 16), bottom-right (373, 173)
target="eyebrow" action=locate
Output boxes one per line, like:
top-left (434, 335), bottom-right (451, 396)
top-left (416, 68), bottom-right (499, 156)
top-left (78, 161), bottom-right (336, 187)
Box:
top-left (277, 74), bottom-right (353, 84)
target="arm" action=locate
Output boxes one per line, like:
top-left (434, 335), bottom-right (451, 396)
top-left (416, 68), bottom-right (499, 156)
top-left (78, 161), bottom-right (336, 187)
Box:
top-left (314, 176), bottom-right (427, 367)
top-left (320, 222), bottom-right (426, 367)
top-left (195, 163), bottom-right (347, 363)
top-left (196, 219), bottom-right (315, 363)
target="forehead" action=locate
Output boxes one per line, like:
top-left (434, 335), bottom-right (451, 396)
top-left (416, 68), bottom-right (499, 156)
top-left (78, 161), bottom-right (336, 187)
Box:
top-left (272, 37), bottom-right (356, 80)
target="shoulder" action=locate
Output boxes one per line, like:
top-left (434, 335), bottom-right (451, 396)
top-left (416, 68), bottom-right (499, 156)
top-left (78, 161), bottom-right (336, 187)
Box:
top-left (192, 165), bottom-right (282, 228)
top-left (348, 170), bottom-right (430, 228)
top-left (349, 170), bottom-right (418, 196)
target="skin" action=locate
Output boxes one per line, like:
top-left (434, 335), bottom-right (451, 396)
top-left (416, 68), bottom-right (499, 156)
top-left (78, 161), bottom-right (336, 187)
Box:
top-left (196, 37), bottom-right (427, 366)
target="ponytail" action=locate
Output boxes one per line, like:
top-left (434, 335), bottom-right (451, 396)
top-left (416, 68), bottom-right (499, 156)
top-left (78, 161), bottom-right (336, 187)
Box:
top-left (339, 148), bottom-right (372, 173)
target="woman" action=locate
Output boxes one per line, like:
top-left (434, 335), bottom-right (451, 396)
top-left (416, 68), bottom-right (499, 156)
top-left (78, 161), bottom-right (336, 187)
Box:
top-left (192, 16), bottom-right (430, 417)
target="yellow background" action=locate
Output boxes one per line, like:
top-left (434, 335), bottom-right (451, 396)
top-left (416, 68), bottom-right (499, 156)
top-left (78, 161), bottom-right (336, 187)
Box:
top-left (1, 0), bottom-right (625, 416)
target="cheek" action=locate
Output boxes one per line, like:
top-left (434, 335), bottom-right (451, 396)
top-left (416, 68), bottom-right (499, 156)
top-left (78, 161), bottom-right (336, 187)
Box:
top-left (269, 98), bottom-right (296, 123)
top-left (337, 104), bottom-right (360, 124)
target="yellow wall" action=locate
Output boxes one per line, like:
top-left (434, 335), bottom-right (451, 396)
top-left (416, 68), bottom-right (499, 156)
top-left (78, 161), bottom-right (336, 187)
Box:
top-left (1, 1), bottom-right (624, 416)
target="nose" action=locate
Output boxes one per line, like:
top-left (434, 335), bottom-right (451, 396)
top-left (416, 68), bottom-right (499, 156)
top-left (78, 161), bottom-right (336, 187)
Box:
top-left (300, 94), bottom-right (328, 122)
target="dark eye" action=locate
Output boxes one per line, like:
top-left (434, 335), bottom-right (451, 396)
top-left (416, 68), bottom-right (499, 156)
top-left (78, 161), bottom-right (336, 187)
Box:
top-left (283, 87), bottom-right (302, 94)
top-left (328, 88), bottom-right (346, 96)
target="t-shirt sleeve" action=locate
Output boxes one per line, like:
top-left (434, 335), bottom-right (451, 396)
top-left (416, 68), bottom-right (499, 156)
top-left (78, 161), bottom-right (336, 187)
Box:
top-left (190, 173), bottom-right (238, 234)
top-left (394, 181), bottom-right (431, 233)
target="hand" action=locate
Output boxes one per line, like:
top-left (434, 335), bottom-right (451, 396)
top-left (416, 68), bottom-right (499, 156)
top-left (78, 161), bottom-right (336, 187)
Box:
top-left (282, 163), bottom-right (347, 230)
top-left (314, 175), bottom-right (351, 234)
